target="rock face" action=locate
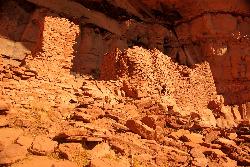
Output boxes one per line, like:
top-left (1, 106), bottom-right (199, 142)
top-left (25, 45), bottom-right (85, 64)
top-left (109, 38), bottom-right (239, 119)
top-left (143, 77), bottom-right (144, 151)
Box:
top-left (174, 6), bottom-right (250, 106)
top-left (29, 136), bottom-right (58, 155)
top-left (0, 144), bottom-right (28, 165)
top-left (0, 0), bottom-right (250, 167)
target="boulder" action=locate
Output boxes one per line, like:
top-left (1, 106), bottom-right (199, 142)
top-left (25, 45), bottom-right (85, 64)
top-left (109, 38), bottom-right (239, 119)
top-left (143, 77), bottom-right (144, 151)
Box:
top-left (29, 136), bottom-right (58, 155)
top-left (180, 133), bottom-right (204, 144)
top-left (16, 136), bottom-right (34, 149)
top-left (88, 143), bottom-right (112, 159)
top-left (197, 109), bottom-right (217, 127)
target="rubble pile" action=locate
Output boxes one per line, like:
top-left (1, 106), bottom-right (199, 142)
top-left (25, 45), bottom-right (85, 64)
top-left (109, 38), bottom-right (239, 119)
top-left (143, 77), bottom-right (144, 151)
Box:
top-left (0, 0), bottom-right (249, 167)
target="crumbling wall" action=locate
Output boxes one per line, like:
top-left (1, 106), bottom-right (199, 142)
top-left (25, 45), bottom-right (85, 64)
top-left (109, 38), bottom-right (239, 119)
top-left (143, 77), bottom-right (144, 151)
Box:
top-left (101, 46), bottom-right (216, 99)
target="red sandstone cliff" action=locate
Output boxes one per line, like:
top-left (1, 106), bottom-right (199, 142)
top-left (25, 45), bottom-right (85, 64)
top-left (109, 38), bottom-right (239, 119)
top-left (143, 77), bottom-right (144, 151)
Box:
top-left (0, 0), bottom-right (249, 166)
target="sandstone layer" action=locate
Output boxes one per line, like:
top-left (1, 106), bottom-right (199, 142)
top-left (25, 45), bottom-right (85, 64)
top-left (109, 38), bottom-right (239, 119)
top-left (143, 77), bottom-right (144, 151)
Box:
top-left (0, 0), bottom-right (250, 167)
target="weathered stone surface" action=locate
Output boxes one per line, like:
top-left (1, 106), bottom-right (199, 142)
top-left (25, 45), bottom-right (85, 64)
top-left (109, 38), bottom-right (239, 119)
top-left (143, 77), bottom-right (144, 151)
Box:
top-left (141, 115), bottom-right (165, 129)
top-left (170, 129), bottom-right (190, 140)
top-left (16, 136), bottom-right (34, 149)
top-left (90, 157), bottom-right (130, 167)
top-left (12, 156), bottom-right (79, 167)
top-left (0, 128), bottom-right (23, 146)
top-left (180, 133), bottom-right (204, 144)
top-left (0, 116), bottom-right (8, 127)
top-left (0, 144), bottom-right (28, 165)
top-left (29, 136), bottom-right (58, 155)
top-left (204, 130), bottom-right (220, 143)
top-left (192, 157), bottom-right (209, 167)
top-left (26, 0), bottom-right (122, 35)
top-left (88, 143), bottom-right (112, 159)
top-left (70, 112), bottom-right (94, 123)
top-left (0, 1), bottom-right (250, 166)
top-left (226, 133), bottom-right (238, 140)
top-left (0, 101), bottom-right (10, 114)
top-left (197, 109), bottom-right (217, 127)
top-left (126, 119), bottom-right (155, 140)
top-left (214, 137), bottom-right (237, 147)
top-left (58, 143), bottom-right (88, 166)
top-left (0, 38), bottom-right (31, 61)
